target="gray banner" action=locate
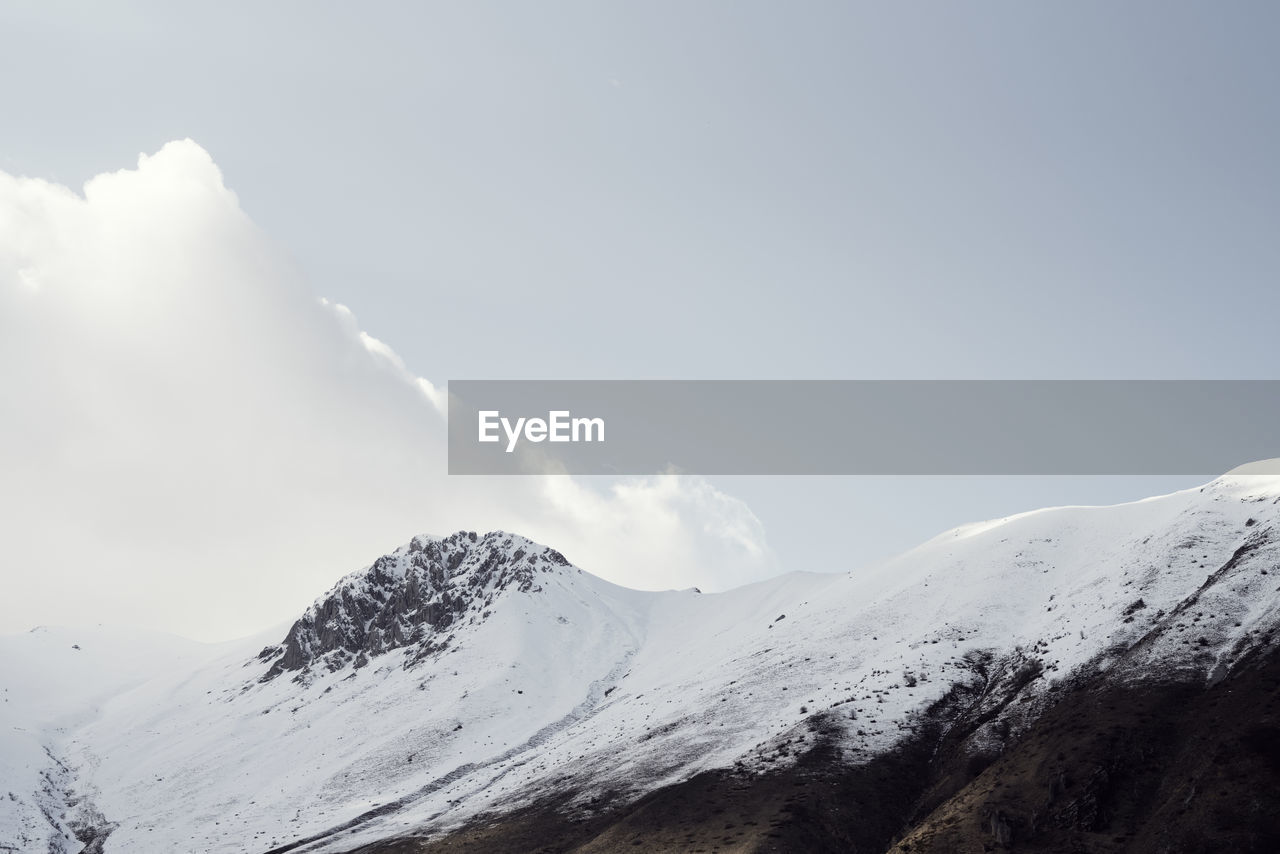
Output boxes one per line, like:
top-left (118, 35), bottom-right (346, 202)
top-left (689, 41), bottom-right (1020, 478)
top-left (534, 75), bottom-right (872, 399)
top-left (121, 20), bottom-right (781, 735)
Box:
top-left (446, 380), bottom-right (1280, 475)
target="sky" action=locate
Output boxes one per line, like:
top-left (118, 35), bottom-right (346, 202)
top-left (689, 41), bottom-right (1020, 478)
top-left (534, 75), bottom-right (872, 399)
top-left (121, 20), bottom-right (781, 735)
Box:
top-left (2, 2), bottom-right (1278, 641)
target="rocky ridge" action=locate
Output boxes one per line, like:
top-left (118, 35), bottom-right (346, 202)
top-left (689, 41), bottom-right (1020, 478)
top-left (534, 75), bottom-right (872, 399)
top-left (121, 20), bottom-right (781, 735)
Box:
top-left (259, 531), bottom-right (572, 680)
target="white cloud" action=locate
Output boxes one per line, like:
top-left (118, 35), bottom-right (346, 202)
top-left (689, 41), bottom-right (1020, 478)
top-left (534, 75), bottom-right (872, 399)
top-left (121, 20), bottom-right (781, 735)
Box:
top-left (0, 140), bottom-right (776, 641)
top-left (318, 296), bottom-right (448, 414)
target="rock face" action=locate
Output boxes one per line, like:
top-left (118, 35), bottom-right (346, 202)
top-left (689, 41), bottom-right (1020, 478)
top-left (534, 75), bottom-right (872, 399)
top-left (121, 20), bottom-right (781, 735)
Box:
top-left (881, 639), bottom-right (1280, 854)
top-left (259, 531), bottom-right (571, 679)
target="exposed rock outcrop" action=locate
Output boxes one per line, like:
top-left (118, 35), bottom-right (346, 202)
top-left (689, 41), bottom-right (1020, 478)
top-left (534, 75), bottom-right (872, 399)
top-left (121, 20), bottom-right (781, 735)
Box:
top-left (259, 531), bottom-right (570, 680)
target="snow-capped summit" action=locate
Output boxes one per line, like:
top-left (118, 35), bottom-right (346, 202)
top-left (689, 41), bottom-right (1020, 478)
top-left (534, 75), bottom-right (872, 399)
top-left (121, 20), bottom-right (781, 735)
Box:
top-left (5, 473), bottom-right (1280, 853)
top-left (259, 531), bottom-right (574, 679)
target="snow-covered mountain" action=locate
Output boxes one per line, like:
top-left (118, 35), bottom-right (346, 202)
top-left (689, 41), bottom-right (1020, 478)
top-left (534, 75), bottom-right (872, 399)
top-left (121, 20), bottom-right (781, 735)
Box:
top-left (5, 474), bottom-right (1280, 853)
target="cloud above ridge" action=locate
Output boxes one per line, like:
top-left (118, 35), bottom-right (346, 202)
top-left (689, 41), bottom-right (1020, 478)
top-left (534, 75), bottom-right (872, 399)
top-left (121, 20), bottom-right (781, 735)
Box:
top-left (0, 140), bottom-right (774, 641)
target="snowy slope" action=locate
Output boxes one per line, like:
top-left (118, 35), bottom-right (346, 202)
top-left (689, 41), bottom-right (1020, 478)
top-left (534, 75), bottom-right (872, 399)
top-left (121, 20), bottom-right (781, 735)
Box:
top-left (4, 474), bottom-right (1280, 853)
top-left (65, 534), bottom-right (647, 853)
top-left (0, 627), bottom-right (234, 852)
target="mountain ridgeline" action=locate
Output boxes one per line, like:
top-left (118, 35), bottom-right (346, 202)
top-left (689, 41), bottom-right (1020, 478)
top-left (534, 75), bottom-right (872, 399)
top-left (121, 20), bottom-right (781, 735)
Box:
top-left (5, 475), bottom-right (1280, 854)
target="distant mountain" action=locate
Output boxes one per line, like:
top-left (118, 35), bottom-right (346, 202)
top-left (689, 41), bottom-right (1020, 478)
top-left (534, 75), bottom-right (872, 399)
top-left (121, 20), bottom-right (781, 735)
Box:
top-left (4, 474), bottom-right (1280, 853)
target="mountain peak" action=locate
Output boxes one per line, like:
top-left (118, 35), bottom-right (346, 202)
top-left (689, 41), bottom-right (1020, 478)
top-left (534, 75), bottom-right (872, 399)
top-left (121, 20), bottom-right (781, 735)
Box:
top-left (258, 531), bottom-right (573, 680)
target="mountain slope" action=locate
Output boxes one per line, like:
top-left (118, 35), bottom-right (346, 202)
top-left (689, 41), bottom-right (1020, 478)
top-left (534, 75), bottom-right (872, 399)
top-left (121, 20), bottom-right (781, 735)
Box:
top-left (4, 474), bottom-right (1280, 853)
top-left (0, 627), bottom-right (233, 852)
top-left (884, 637), bottom-right (1280, 854)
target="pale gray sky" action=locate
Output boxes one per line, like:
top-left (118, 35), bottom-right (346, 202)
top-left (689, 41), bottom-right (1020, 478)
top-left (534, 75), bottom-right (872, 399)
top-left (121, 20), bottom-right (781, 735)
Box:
top-left (2, 2), bottom-right (1277, 639)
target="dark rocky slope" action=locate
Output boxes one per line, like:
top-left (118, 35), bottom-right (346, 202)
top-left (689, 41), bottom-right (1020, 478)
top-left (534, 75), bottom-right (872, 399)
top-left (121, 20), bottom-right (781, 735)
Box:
top-left (345, 638), bottom-right (1280, 854)
top-left (887, 635), bottom-right (1280, 853)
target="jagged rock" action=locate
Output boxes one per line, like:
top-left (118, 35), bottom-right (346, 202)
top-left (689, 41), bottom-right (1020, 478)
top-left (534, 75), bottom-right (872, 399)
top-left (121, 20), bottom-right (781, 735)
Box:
top-left (260, 531), bottom-right (570, 680)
